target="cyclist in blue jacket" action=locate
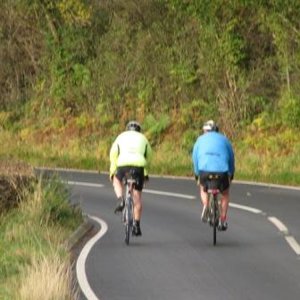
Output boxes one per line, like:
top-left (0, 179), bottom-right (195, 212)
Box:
top-left (192, 120), bottom-right (235, 231)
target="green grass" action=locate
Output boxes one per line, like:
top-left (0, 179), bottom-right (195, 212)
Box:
top-left (1, 128), bottom-right (300, 186)
top-left (0, 175), bottom-right (83, 299)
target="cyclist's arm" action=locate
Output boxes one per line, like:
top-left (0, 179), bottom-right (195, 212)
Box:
top-left (109, 140), bottom-right (119, 179)
top-left (143, 139), bottom-right (152, 177)
top-left (192, 141), bottom-right (200, 176)
top-left (226, 139), bottom-right (235, 179)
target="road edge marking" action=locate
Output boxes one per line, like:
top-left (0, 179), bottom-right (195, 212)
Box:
top-left (36, 167), bottom-right (300, 190)
top-left (76, 215), bottom-right (108, 300)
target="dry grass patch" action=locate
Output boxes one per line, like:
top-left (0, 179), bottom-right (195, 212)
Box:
top-left (18, 255), bottom-right (78, 300)
top-left (0, 159), bottom-right (36, 213)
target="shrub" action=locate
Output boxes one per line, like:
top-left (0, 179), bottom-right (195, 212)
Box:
top-left (281, 93), bottom-right (300, 129)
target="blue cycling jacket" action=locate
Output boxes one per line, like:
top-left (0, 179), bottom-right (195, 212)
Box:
top-left (192, 132), bottom-right (235, 176)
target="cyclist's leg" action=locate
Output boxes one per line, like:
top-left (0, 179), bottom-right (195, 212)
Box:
top-left (113, 175), bottom-right (123, 199)
top-left (199, 173), bottom-right (210, 221)
top-left (130, 167), bottom-right (144, 220)
top-left (131, 167), bottom-right (144, 236)
top-left (113, 167), bottom-right (126, 212)
top-left (218, 188), bottom-right (229, 231)
top-left (218, 173), bottom-right (230, 230)
top-left (133, 189), bottom-right (142, 221)
top-left (132, 189), bottom-right (142, 236)
top-left (199, 172), bottom-right (209, 206)
top-left (200, 186), bottom-right (210, 222)
top-left (220, 188), bottom-right (229, 221)
top-left (219, 173), bottom-right (230, 220)
top-left (200, 184), bottom-right (209, 207)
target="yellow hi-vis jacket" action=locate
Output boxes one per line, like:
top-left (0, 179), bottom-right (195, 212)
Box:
top-left (109, 130), bottom-right (152, 177)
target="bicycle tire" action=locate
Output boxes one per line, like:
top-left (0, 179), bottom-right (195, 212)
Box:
top-left (124, 206), bottom-right (130, 245)
top-left (125, 224), bottom-right (130, 245)
top-left (213, 195), bottom-right (217, 246)
top-left (124, 196), bottom-right (133, 245)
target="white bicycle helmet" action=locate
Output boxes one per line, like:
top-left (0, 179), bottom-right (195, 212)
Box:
top-left (126, 120), bottom-right (141, 132)
top-left (203, 120), bottom-right (218, 132)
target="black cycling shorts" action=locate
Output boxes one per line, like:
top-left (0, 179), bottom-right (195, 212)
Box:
top-left (200, 172), bottom-right (230, 193)
top-left (115, 166), bottom-right (145, 191)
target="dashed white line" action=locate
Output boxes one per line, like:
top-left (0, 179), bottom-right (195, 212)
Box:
top-left (143, 188), bottom-right (195, 199)
top-left (229, 203), bottom-right (262, 214)
top-left (68, 181), bottom-right (104, 188)
top-left (268, 216), bottom-right (289, 234)
top-left (285, 236), bottom-right (300, 256)
top-left (76, 215), bottom-right (108, 300)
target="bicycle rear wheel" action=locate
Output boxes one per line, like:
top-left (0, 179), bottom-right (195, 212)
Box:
top-left (125, 225), bottom-right (130, 245)
top-left (124, 207), bottom-right (130, 245)
top-left (213, 195), bottom-right (218, 246)
top-left (124, 197), bottom-right (133, 245)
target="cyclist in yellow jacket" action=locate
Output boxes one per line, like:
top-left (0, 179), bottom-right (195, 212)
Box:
top-left (109, 121), bottom-right (152, 236)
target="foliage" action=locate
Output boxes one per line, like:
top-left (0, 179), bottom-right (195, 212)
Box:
top-left (143, 113), bottom-right (171, 144)
top-left (280, 91), bottom-right (300, 128)
top-left (2, 0), bottom-right (300, 123)
top-left (39, 176), bottom-right (82, 227)
top-left (1, 0), bottom-right (300, 184)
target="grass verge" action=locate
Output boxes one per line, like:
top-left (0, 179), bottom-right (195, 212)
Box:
top-left (0, 174), bottom-right (83, 299)
top-left (0, 128), bottom-right (300, 186)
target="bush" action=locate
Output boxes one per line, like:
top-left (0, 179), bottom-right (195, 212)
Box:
top-left (143, 113), bottom-right (171, 144)
top-left (40, 176), bottom-right (82, 228)
top-left (281, 93), bottom-right (300, 129)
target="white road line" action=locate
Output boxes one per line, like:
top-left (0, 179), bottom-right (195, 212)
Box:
top-left (142, 192), bottom-right (299, 257)
top-left (234, 180), bottom-right (300, 191)
top-left (76, 215), bottom-right (108, 300)
top-left (143, 189), bottom-right (195, 199)
top-left (268, 216), bottom-right (289, 234)
top-left (144, 190), bottom-right (264, 214)
top-left (285, 236), bottom-right (300, 256)
top-left (68, 181), bottom-right (104, 188)
top-left (229, 203), bottom-right (262, 214)
top-left (267, 217), bottom-right (300, 256)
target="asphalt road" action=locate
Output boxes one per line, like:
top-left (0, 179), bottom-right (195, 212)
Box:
top-left (39, 169), bottom-right (300, 300)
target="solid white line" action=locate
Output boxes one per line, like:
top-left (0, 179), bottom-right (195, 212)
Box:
top-left (76, 215), bottom-right (108, 300)
top-left (268, 216), bottom-right (289, 234)
top-left (143, 189), bottom-right (195, 199)
top-left (229, 203), bottom-right (262, 214)
top-left (285, 236), bottom-right (300, 256)
top-left (68, 181), bottom-right (104, 188)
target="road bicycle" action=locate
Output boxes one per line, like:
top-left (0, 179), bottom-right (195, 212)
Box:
top-left (206, 174), bottom-right (222, 246)
top-left (122, 175), bottom-right (136, 245)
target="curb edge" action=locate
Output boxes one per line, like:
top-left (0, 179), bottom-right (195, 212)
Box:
top-left (65, 215), bottom-right (94, 251)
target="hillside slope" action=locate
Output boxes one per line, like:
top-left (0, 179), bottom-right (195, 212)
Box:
top-left (0, 0), bottom-right (300, 185)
